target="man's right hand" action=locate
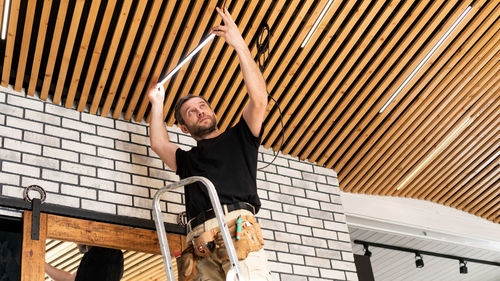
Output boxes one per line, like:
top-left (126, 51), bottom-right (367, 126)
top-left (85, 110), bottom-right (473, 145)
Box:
top-left (148, 84), bottom-right (165, 106)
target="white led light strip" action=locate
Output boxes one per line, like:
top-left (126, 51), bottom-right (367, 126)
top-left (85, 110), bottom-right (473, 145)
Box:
top-left (1, 0), bottom-right (11, 40)
top-left (301, 0), bottom-right (334, 48)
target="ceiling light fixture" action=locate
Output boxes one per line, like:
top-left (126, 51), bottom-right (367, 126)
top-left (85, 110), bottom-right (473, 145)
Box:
top-left (158, 33), bottom-right (216, 85)
top-left (396, 116), bottom-right (472, 190)
top-left (459, 259), bottom-right (468, 274)
top-left (363, 243), bottom-right (372, 257)
top-left (379, 5), bottom-right (472, 113)
top-left (1, 0), bottom-right (11, 40)
top-left (300, 0), bottom-right (334, 48)
top-left (415, 252), bottom-right (424, 268)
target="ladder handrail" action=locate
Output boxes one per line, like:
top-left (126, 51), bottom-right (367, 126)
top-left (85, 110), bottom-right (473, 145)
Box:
top-left (152, 176), bottom-right (244, 281)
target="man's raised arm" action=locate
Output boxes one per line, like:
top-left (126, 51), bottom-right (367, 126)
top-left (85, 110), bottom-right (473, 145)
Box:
top-left (148, 85), bottom-right (179, 171)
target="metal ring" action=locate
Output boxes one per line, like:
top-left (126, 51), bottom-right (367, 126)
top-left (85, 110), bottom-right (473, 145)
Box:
top-left (177, 211), bottom-right (187, 227)
top-left (23, 185), bottom-right (46, 203)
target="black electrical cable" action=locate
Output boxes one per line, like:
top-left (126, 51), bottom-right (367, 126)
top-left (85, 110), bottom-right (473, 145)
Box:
top-left (256, 23), bottom-right (285, 170)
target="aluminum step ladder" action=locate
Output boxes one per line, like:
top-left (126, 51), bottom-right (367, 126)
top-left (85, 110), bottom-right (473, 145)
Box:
top-left (153, 176), bottom-right (245, 281)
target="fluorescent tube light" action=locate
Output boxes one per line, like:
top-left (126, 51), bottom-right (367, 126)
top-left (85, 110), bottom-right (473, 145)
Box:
top-left (1, 0), bottom-right (10, 40)
top-left (301, 0), bottom-right (334, 48)
top-left (396, 116), bottom-right (472, 190)
top-left (379, 5), bottom-right (472, 114)
top-left (158, 33), bottom-right (215, 85)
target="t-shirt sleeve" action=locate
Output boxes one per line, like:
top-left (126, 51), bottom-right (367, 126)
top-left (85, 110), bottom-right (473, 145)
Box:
top-left (175, 148), bottom-right (187, 177)
top-left (238, 117), bottom-right (262, 147)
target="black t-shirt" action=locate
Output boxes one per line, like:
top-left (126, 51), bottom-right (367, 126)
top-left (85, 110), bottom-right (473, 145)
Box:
top-left (176, 118), bottom-right (261, 220)
top-left (75, 247), bottom-right (124, 281)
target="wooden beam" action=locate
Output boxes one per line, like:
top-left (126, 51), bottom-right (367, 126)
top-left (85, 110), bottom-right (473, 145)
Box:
top-left (21, 211), bottom-right (47, 281)
top-left (14, 0), bottom-right (37, 91)
top-left (1, 0), bottom-right (21, 86)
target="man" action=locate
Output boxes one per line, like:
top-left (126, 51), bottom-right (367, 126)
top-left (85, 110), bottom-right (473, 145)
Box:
top-left (148, 6), bottom-right (271, 281)
top-left (45, 244), bottom-right (124, 281)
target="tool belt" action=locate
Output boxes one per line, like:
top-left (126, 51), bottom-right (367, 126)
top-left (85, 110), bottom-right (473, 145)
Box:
top-left (178, 215), bottom-right (264, 281)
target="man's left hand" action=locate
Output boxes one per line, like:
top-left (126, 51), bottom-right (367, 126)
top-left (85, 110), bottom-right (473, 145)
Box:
top-left (210, 7), bottom-right (247, 52)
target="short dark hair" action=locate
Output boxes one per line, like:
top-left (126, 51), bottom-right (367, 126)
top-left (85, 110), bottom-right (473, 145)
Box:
top-left (174, 95), bottom-right (210, 125)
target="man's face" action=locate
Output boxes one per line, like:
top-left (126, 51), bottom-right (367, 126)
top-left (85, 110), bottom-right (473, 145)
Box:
top-left (180, 97), bottom-right (217, 139)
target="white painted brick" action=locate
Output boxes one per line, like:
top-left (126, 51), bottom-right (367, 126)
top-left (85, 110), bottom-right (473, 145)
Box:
top-left (313, 228), bottom-right (338, 240)
top-left (117, 205), bottom-right (151, 220)
top-left (327, 176), bottom-right (340, 187)
top-left (316, 248), bottom-right (341, 260)
top-left (7, 94), bottom-right (43, 111)
top-left (289, 244), bottom-right (315, 256)
top-left (302, 236), bottom-right (327, 248)
top-left (115, 161), bottom-right (147, 176)
top-left (272, 211), bottom-right (298, 224)
top-left (279, 185), bottom-right (305, 197)
top-left (264, 240), bottom-right (288, 252)
top-left (167, 131), bottom-right (179, 143)
top-left (259, 218), bottom-right (285, 232)
top-left (266, 173), bottom-right (291, 185)
top-left (286, 224), bottom-right (312, 236)
top-left (298, 216), bottom-right (323, 228)
top-left (97, 168), bottom-right (131, 183)
top-left (80, 176), bottom-right (115, 191)
top-left (256, 170), bottom-right (265, 180)
top-left (256, 180), bottom-right (279, 192)
top-left (99, 190), bottom-right (132, 205)
top-left (258, 163), bottom-right (276, 173)
top-left (317, 183), bottom-right (340, 195)
top-left (302, 172), bottom-right (327, 183)
top-left (132, 175), bottom-right (164, 189)
top-left (321, 202), bottom-right (344, 213)
top-left (80, 154), bottom-right (114, 170)
top-left (3, 162), bottom-right (40, 177)
top-left (306, 190), bottom-right (330, 202)
top-left (116, 140), bottom-right (147, 155)
top-left (0, 172), bottom-right (20, 185)
top-left (158, 190), bottom-right (183, 204)
top-left (305, 256), bottom-right (332, 268)
top-left (345, 271), bottom-right (359, 281)
top-left (277, 253), bottom-right (304, 265)
top-left (293, 265), bottom-right (319, 277)
top-left (6, 116), bottom-right (43, 133)
top-left (268, 261), bottom-right (292, 274)
top-left (98, 147), bottom-right (130, 162)
top-left (261, 229), bottom-right (274, 240)
top-left (149, 168), bottom-right (179, 181)
top-left (61, 161), bottom-right (96, 177)
top-left (0, 148), bottom-right (21, 161)
top-left (342, 251), bottom-right (355, 262)
top-left (277, 166), bottom-right (302, 179)
top-left (283, 204), bottom-right (308, 216)
top-left (275, 232), bottom-right (301, 244)
top-left (260, 199), bottom-right (282, 212)
top-left (256, 209), bottom-right (271, 220)
top-left (268, 191), bottom-right (294, 204)
top-left (116, 120), bottom-right (147, 135)
top-left (331, 194), bottom-right (342, 205)
top-left (0, 207), bottom-right (22, 218)
top-left (61, 184), bottom-right (96, 199)
top-left (116, 183), bottom-right (149, 197)
top-left (325, 221), bottom-right (349, 233)
top-left (81, 199), bottom-right (116, 214)
top-left (21, 177), bottom-right (59, 193)
top-left (4, 138), bottom-right (41, 154)
top-left (166, 202), bottom-right (184, 214)
top-left (43, 146), bottom-right (78, 162)
top-left (335, 213), bottom-right (346, 223)
top-left (328, 240), bottom-right (353, 252)
top-left (262, 153), bottom-right (288, 167)
top-left (314, 165), bottom-right (337, 177)
top-left (280, 274), bottom-right (307, 281)
top-left (295, 197), bottom-right (320, 209)
top-left (45, 192), bottom-right (80, 208)
top-left (292, 178), bottom-right (316, 190)
top-left (24, 131), bottom-right (60, 147)
top-left (25, 110), bottom-right (61, 125)
top-left (133, 197), bottom-right (153, 209)
top-left (288, 160), bottom-right (313, 172)
top-left (0, 104), bottom-right (23, 117)
top-left (22, 154), bottom-right (59, 169)
top-left (320, 269), bottom-right (346, 280)
top-left (2, 185), bottom-right (24, 198)
top-left (98, 126), bottom-right (129, 141)
top-left (45, 103), bottom-right (80, 119)
top-left (0, 114), bottom-right (4, 124)
top-left (81, 113), bottom-right (114, 127)
top-left (309, 209), bottom-right (333, 221)
top-left (62, 119), bottom-right (96, 134)
top-left (62, 139), bottom-right (96, 155)
top-left (81, 133), bottom-right (114, 148)
top-left (0, 126), bottom-right (23, 140)
top-left (43, 169), bottom-right (78, 184)
top-left (0, 91), bottom-right (5, 102)
top-left (45, 125), bottom-right (80, 140)
top-left (178, 134), bottom-right (196, 146)
top-left (331, 260), bottom-right (356, 272)
top-left (132, 154), bottom-right (163, 168)
top-left (161, 212), bottom-right (177, 224)
top-left (257, 189), bottom-right (268, 199)
top-left (131, 133), bottom-right (150, 146)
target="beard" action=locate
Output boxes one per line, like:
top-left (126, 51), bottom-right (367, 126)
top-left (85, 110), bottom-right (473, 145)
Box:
top-left (186, 115), bottom-right (217, 139)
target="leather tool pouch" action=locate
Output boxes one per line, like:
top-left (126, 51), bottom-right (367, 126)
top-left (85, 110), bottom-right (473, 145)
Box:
top-left (177, 245), bottom-right (199, 281)
top-left (214, 215), bottom-right (264, 261)
top-left (192, 230), bottom-right (216, 258)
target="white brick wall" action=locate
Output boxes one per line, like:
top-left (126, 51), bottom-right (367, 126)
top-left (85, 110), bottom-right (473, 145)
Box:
top-left (0, 88), bottom-right (357, 280)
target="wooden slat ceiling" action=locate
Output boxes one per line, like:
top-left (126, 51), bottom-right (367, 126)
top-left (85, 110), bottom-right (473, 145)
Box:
top-left (1, 1), bottom-right (498, 222)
